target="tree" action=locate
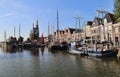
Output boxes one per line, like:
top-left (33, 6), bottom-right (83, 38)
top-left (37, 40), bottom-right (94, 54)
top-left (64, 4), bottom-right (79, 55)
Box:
top-left (18, 36), bottom-right (24, 43)
top-left (114, 0), bottom-right (120, 22)
top-left (29, 30), bottom-right (34, 40)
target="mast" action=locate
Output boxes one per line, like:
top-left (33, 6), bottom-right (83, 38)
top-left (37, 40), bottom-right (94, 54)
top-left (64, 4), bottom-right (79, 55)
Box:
top-left (19, 24), bottom-right (20, 37)
top-left (48, 22), bottom-right (50, 44)
top-left (14, 26), bottom-right (16, 37)
top-left (57, 9), bottom-right (59, 31)
top-left (4, 30), bottom-right (6, 41)
top-left (57, 9), bottom-right (59, 41)
top-left (48, 22), bottom-right (50, 36)
top-left (33, 23), bottom-right (34, 40)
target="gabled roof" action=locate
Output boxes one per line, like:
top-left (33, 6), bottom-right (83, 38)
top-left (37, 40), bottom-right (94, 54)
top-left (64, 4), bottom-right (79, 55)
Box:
top-left (92, 17), bottom-right (102, 26)
top-left (60, 30), bottom-right (64, 33)
top-left (67, 28), bottom-right (75, 34)
top-left (93, 17), bottom-right (102, 22)
top-left (104, 12), bottom-right (115, 23)
top-left (86, 21), bottom-right (93, 25)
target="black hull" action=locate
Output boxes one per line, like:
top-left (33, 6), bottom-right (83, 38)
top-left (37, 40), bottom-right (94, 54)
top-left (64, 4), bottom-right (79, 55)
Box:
top-left (87, 50), bottom-right (118, 57)
top-left (50, 45), bottom-right (68, 51)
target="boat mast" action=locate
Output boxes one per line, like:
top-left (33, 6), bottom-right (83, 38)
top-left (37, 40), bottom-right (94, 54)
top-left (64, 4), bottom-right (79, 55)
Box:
top-left (48, 22), bottom-right (50, 36)
top-left (19, 24), bottom-right (21, 37)
top-left (4, 30), bottom-right (6, 41)
top-left (14, 26), bottom-right (16, 37)
top-left (57, 9), bottom-right (59, 42)
top-left (48, 22), bottom-right (50, 44)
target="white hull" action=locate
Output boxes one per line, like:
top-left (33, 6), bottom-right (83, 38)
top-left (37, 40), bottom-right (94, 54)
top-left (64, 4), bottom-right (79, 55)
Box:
top-left (68, 47), bottom-right (82, 55)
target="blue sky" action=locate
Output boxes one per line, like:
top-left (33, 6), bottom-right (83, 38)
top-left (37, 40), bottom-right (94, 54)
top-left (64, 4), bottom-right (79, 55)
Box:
top-left (0, 0), bottom-right (114, 41)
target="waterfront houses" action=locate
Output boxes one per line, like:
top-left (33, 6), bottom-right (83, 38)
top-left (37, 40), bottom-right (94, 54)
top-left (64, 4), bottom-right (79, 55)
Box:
top-left (52, 12), bottom-right (120, 47)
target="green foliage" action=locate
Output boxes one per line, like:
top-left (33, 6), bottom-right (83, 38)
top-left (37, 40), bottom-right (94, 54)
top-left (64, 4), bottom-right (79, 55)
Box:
top-left (18, 36), bottom-right (24, 43)
top-left (30, 33), bottom-right (34, 40)
top-left (114, 0), bottom-right (120, 22)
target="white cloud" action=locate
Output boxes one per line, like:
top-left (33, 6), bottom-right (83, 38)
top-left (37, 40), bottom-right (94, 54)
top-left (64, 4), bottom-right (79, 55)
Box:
top-left (4, 13), bottom-right (15, 17)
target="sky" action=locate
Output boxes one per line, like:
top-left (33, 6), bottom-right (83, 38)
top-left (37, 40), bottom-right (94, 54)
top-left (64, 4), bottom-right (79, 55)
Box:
top-left (0, 0), bottom-right (114, 41)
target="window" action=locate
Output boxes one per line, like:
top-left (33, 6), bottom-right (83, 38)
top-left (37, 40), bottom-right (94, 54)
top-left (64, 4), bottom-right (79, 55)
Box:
top-left (119, 26), bottom-right (120, 32)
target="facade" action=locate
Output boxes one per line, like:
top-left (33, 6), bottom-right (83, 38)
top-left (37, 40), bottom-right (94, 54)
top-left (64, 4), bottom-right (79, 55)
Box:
top-left (53, 28), bottom-right (83, 43)
top-left (113, 23), bottom-right (120, 45)
top-left (83, 12), bottom-right (117, 44)
top-left (53, 12), bottom-right (120, 46)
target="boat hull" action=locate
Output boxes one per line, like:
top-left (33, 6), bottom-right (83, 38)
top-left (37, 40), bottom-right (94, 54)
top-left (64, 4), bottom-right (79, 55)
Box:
top-left (49, 45), bottom-right (68, 51)
top-left (87, 50), bottom-right (118, 57)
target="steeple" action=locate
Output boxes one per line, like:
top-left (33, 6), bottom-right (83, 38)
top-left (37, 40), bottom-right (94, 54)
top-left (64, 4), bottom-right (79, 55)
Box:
top-left (33, 23), bottom-right (34, 28)
top-left (36, 19), bottom-right (39, 28)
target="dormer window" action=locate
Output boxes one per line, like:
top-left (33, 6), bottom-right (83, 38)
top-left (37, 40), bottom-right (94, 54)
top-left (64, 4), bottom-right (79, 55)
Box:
top-left (92, 22), bottom-right (96, 26)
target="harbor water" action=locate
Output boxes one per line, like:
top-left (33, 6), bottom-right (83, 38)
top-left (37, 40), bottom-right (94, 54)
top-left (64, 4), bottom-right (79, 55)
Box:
top-left (0, 47), bottom-right (120, 77)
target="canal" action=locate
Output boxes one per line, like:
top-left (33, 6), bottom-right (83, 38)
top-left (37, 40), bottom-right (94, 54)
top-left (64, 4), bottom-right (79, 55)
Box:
top-left (0, 47), bottom-right (120, 77)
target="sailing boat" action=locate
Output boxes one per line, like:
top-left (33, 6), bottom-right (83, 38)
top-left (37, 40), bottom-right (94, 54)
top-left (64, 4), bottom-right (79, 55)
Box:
top-left (49, 9), bottom-right (69, 51)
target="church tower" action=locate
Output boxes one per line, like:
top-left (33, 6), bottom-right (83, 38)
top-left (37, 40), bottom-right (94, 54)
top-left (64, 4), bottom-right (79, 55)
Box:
top-left (35, 19), bottom-right (39, 41)
top-left (36, 19), bottom-right (39, 28)
top-left (29, 19), bottom-right (39, 41)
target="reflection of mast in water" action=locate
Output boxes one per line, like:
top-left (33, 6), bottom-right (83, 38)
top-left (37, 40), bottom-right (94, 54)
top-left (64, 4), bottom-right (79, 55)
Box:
top-left (31, 48), bottom-right (39, 56)
top-left (40, 47), bottom-right (45, 55)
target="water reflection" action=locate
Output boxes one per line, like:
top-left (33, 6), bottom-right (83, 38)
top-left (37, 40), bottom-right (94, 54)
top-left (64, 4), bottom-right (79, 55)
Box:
top-left (0, 47), bottom-right (46, 56)
top-left (40, 47), bottom-right (45, 55)
top-left (1, 47), bottom-right (18, 53)
top-left (0, 47), bottom-right (120, 77)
